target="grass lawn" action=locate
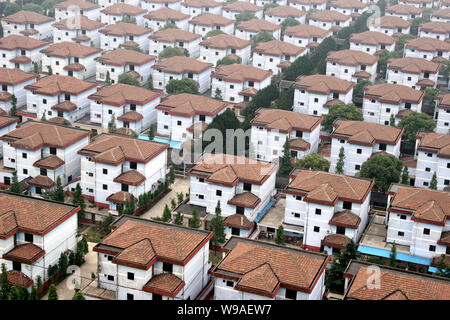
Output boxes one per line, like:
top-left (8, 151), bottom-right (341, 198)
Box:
top-left (84, 225), bottom-right (105, 243)
top-left (209, 250), bottom-right (222, 266)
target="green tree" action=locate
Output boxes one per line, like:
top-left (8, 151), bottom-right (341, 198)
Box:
top-left (430, 172), bottom-right (438, 190)
top-left (36, 276), bottom-right (42, 291)
top-left (203, 109), bottom-right (241, 155)
top-left (189, 207), bottom-right (201, 228)
top-left (376, 0), bottom-right (386, 16)
top-left (411, 17), bottom-right (426, 36)
top-left (166, 78), bottom-right (199, 95)
top-left (377, 50), bottom-right (398, 75)
top-left (241, 84), bottom-right (280, 123)
top-left (435, 254), bottom-right (450, 278)
top-left (398, 112), bottom-right (436, 147)
top-left (0, 263), bottom-right (10, 300)
top-left (395, 34), bottom-right (415, 52)
top-left (335, 147), bottom-right (345, 174)
top-left (295, 152), bottom-right (330, 172)
top-left (389, 243), bottom-right (397, 267)
top-left (146, 75), bottom-right (153, 90)
top-left (58, 252), bottom-right (68, 273)
top-left (325, 240), bottom-right (360, 293)
top-left (148, 124), bottom-right (155, 140)
top-left (210, 201), bottom-right (225, 248)
top-left (360, 154), bottom-right (403, 192)
top-left (278, 137), bottom-right (293, 177)
top-left (274, 225), bottom-right (285, 245)
top-left (23, 3), bottom-right (43, 14)
top-left (72, 183), bottom-right (86, 219)
top-left (252, 32), bottom-right (275, 45)
top-left (9, 171), bottom-right (21, 194)
top-left (273, 86), bottom-right (294, 110)
top-left (235, 12), bottom-right (256, 23)
top-left (33, 62), bottom-right (39, 74)
top-left (99, 214), bottom-right (114, 235)
top-left (120, 16), bottom-right (137, 24)
top-left (174, 211), bottom-right (184, 225)
top-left (18, 286), bottom-right (28, 300)
top-left (9, 286), bottom-right (19, 300)
top-left (205, 29), bottom-right (226, 38)
top-left (10, 94), bottom-right (17, 117)
top-left (118, 73), bottom-right (140, 87)
top-left (401, 166), bottom-right (409, 185)
top-left (352, 80), bottom-right (371, 100)
top-left (4, 3), bottom-right (20, 16)
top-left (390, 114), bottom-right (396, 127)
top-left (263, 2), bottom-right (278, 11)
top-left (213, 88), bottom-right (223, 100)
top-left (47, 284), bottom-right (58, 300)
top-left (216, 56), bottom-right (241, 67)
top-left (52, 176), bottom-right (65, 202)
top-left (72, 290), bottom-right (86, 300)
top-left (158, 46), bottom-right (185, 59)
top-left (162, 204), bottom-right (172, 222)
top-left (423, 88), bottom-right (439, 107)
top-left (322, 103), bottom-right (364, 132)
top-left (105, 70), bottom-right (111, 85)
top-left (108, 113), bottom-right (117, 133)
top-left (160, 22), bottom-right (178, 30)
top-left (280, 17), bottom-right (300, 33)
top-left (29, 285), bottom-right (38, 300)
top-left (47, 65), bottom-right (53, 75)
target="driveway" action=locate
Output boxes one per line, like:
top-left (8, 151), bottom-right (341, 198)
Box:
top-left (42, 242), bottom-right (98, 300)
top-left (139, 176), bottom-right (190, 220)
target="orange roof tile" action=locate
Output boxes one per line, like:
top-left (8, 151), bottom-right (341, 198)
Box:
top-left (88, 83), bottom-right (161, 106)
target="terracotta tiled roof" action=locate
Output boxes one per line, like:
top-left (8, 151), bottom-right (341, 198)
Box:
top-left (419, 21), bottom-right (450, 34)
top-left (290, 138), bottom-right (311, 151)
top-left (0, 67), bottom-right (37, 85)
top-left (0, 121), bottom-right (90, 151)
top-left (438, 93), bottom-right (450, 109)
top-left (350, 31), bottom-right (395, 46)
top-left (395, 109), bottom-right (413, 118)
top-left (52, 15), bottom-right (106, 31)
top-left (33, 155), bottom-right (65, 170)
top-left (181, 0), bottom-right (221, 8)
top-left (405, 37), bottom-right (450, 53)
top-left (223, 1), bottom-right (262, 12)
top-left (286, 170), bottom-right (373, 203)
top-left (55, 0), bottom-right (99, 10)
top-left (0, 35), bottom-right (49, 51)
top-left (364, 83), bottom-right (424, 104)
top-left (432, 8), bottom-right (450, 20)
top-left (9, 56), bottom-right (31, 64)
top-left (41, 41), bottom-right (101, 58)
top-left (347, 265), bottom-right (450, 300)
top-left (79, 134), bottom-right (168, 165)
top-left (115, 127), bottom-right (136, 136)
top-left (283, 24), bottom-right (330, 38)
top-left (20, 28), bottom-right (38, 35)
top-left (88, 83), bottom-right (161, 106)
top-left (253, 40), bottom-right (305, 57)
top-left (212, 63), bottom-right (272, 82)
top-left (293, 74), bottom-right (355, 94)
top-left (331, 120), bottom-right (403, 146)
top-left (47, 116), bottom-right (70, 125)
top-left (113, 238), bottom-right (156, 267)
top-left (227, 192), bottom-right (261, 209)
top-left (144, 7), bottom-right (190, 21)
top-left (236, 18), bottom-right (281, 33)
top-left (149, 28), bottom-right (201, 43)
top-left (106, 191), bottom-right (138, 205)
top-left (117, 111), bottom-right (143, 123)
top-left (27, 175), bottom-right (56, 189)
top-left (372, 15), bottom-right (410, 29)
top-left (49, 101), bottom-right (77, 113)
top-left (223, 214), bottom-right (254, 230)
top-left (322, 233), bottom-right (351, 249)
top-left (189, 13), bottom-right (234, 27)
top-left (386, 4), bottom-right (423, 15)
top-left (157, 93), bottom-right (227, 117)
top-left (266, 5), bottom-right (305, 17)
top-left (100, 22), bottom-right (152, 36)
top-left (0, 116), bottom-right (18, 129)
top-left (327, 49), bottom-right (378, 66)
top-left (0, 192), bottom-right (78, 238)
top-left (64, 63), bottom-right (87, 72)
top-left (95, 217), bottom-right (212, 266)
top-left (239, 87), bottom-right (258, 97)
top-left (234, 263), bottom-right (280, 298)
top-left (389, 186), bottom-right (449, 226)
top-left (0, 92), bottom-right (12, 102)
top-left (96, 49), bottom-right (156, 66)
top-left (251, 108), bottom-right (322, 133)
top-left (189, 154), bottom-right (276, 186)
top-left (100, 3), bottom-right (146, 16)
top-left (3, 243), bottom-right (45, 265)
top-left (330, 0), bottom-right (367, 9)
top-left (200, 34), bottom-right (250, 49)
top-left (152, 56), bottom-right (212, 74)
top-left (143, 273), bottom-right (185, 297)
top-left (113, 170), bottom-right (146, 186)
top-left (438, 232), bottom-right (450, 246)
top-left (290, 0), bottom-right (327, 4)
top-left (387, 57), bottom-right (440, 74)
top-left (212, 238), bottom-right (329, 293)
top-left (3, 10), bottom-right (54, 25)
top-left (7, 270), bottom-right (33, 288)
top-left (25, 75), bottom-right (97, 96)
top-left (329, 210), bottom-right (361, 229)
top-left (416, 132), bottom-right (450, 159)
top-left (71, 35), bottom-right (91, 42)
top-left (310, 10), bottom-right (351, 22)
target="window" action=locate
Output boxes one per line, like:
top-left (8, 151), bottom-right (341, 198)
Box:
top-left (226, 280), bottom-right (233, 287)
top-left (103, 168), bottom-right (108, 175)
top-left (336, 226), bottom-right (346, 235)
top-left (424, 228), bottom-right (430, 235)
top-left (343, 201), bottom-right (352, 210)
top-left (386, 108), bottom-right (390, 113)
top-left (163, 262), bottom-right (173, 273)
top-left (314, 98), bottom-right (319, 103)
top-left (243, 183), bottom-right (252, 192)
top-left (43, 99), bottom-right (47, 104)
top-left (127, 293), bottom-right (134, 300)
top-left (103, 184), bottom-right (108, 190)
top-left (355, 164), bottom-right (361, 170)
top-left (236, 206), bottom-right (245, 215)
top-left (295, 195), bottom-right (302, 201)
top-left (130, 104), bottom-right (136, 111)
top-left (12, 261), bottom-right (21, 272)
top-left (23, 169), bottom-right (28, 175)
top-left (130, 162), bottom-right (137, 169)
top-left (107, 275), bottom-right (114, 281)
top-left (357, 148), bottom-right (362, 154)
top-left (40, 168), bottom-right (47, 176)
top-left (198, 178), bottom-right (205, 183)
top-left (398, 231), bottom-right (404, 236)
top-left (22, 153), bottom-right (27, 159)
top-left (177, 120), bottom-right (182, 126)
top-left (425, 167), bottom-right (431, 172)
top-left (429, 245), bottom-right (436, 252)
top-left (400, 214), bottom-right (407, 220)
top-left (379, 144), bottom-right (387, 151)
top-left (315, 209), bottom-right (321, 215)
top-left (198, 194), bottom-right (204, 199)
top-left (216, 190), bottom-right (222, 196)
top-left (127, 272), bottom-right (134, 280)
top-left (199, 115), bottom-right (205, 121)
top-left (313, 226), bottom-right (320, 232)
top-left (50, 147), bottom-right (56, 155)
top-left (24, 233), bottom-right (33, 243)
top-left (285, 289), bottom-right (297, 300)
top-left (296, 131), bottom-right (303, 138)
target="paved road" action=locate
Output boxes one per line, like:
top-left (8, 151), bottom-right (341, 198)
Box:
top-left (139, 176), bottom-right (190, 220)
